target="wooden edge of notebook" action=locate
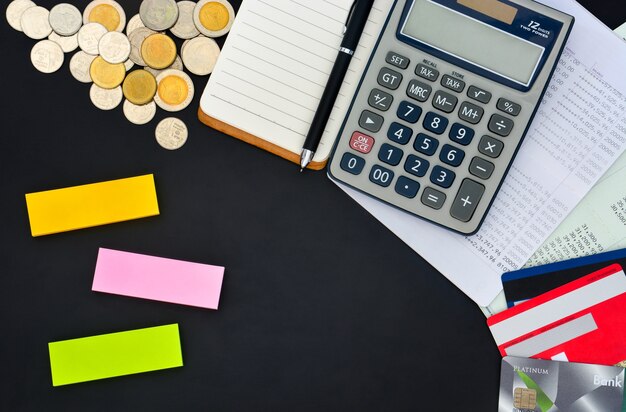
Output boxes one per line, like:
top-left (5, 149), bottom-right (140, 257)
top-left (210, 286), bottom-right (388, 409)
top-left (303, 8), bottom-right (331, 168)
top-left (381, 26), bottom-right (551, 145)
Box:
top-left (197, 107), bottom-right (327, 171)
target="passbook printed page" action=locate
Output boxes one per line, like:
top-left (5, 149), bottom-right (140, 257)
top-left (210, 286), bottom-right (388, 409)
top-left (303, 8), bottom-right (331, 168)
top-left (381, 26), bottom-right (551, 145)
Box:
top-left (335, 0), bottom-right (626, 308)
top-left (200, 0), bottom-right (394, 163)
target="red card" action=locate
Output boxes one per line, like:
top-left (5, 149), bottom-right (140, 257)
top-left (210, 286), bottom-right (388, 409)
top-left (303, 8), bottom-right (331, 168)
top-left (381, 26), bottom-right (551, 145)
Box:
top-left (487, 263), bottom-right (626, 366)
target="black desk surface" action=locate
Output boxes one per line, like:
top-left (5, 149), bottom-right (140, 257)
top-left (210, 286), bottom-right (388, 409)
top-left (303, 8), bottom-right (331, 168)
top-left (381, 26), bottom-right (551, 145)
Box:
top-left (1, 1), bottom-right (624, 410)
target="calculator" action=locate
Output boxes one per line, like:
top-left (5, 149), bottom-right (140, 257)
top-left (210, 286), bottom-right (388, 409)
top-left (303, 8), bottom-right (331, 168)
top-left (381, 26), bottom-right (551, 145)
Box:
top-left (328, 0), bottom-right (574, 234)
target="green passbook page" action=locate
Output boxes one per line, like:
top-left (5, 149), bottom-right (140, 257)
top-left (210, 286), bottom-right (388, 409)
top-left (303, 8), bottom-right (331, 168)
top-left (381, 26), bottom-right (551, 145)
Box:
top-left (48, 324), bottom-right (183, 386)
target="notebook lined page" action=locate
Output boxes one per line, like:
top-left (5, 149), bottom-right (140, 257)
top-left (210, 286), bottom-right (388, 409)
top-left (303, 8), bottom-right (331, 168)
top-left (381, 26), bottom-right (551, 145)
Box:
top-left (200, 0), bottom-right (395, 163)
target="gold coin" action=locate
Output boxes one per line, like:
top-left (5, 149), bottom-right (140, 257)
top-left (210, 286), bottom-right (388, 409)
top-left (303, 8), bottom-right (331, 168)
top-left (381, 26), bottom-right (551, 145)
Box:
top-left (158, 75), bottom-right (188, 106)
top-left (122, 70), bottom-right (157, 105)
top-left (141, 33), bottom-right (177, 70)
top-left (89, 4), bottom-right (120, 32)
top-left (154, 69), bottom-right (194, 112)
top-left (199, 2), bottom-right (229, 31)
top-left (90, 56), bottom-right (126, 89)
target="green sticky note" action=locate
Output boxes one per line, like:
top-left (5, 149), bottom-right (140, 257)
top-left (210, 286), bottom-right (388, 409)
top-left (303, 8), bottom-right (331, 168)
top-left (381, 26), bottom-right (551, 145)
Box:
top-left (48, 324), bottom-right (183, 386)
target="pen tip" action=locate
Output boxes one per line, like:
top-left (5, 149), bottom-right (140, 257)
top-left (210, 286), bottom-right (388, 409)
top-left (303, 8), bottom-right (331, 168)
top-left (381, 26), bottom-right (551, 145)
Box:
top-left (299, 168), bottom-right (303, 173)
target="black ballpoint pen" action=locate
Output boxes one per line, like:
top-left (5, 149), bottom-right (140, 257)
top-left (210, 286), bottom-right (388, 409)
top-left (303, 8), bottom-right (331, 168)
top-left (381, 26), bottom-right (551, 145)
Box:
top-left (299, 0), bottom-right (376, 171)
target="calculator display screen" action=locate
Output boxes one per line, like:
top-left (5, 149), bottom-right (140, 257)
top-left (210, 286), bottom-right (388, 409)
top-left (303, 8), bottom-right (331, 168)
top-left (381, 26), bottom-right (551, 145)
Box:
top-left (400, 0), bottom-right (544, 86)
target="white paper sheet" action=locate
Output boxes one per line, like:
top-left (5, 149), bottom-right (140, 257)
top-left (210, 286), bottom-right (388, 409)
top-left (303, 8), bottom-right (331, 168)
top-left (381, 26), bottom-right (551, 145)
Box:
top-left (334, 0), bottom-right (626, 307)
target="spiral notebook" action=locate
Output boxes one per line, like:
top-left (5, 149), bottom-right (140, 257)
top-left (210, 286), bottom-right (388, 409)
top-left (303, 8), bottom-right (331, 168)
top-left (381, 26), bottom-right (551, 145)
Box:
top-left (199, 0), bottom-right (394, 169)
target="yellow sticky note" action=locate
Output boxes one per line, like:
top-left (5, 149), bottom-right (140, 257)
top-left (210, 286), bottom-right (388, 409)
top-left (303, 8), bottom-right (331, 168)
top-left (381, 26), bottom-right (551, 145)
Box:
top-left (48, 324), bottom-right (183, 386)
top-left (25, 174), bottom-right (159, 236)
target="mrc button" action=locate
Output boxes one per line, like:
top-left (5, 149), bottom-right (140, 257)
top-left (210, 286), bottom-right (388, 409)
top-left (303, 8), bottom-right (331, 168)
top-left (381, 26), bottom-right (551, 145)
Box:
top-left (406, 79), bottom-right (432, 102)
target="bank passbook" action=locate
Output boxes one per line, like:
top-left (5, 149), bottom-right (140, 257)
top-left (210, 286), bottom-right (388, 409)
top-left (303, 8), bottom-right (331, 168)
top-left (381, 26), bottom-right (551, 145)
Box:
top-left (499, 356), bottom-right (625, 412)
top-left (488, 264), bottom-right (626, 366)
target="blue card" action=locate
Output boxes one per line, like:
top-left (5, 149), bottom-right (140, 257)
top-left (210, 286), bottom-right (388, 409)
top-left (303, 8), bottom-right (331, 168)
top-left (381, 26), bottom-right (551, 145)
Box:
top-left (501, 248), bottom-right (626, 308)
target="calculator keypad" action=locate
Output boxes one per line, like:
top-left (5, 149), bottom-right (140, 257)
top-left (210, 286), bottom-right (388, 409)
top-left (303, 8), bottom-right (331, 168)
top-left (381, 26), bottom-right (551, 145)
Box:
top-left (331, 46), bottom-right (530, 234)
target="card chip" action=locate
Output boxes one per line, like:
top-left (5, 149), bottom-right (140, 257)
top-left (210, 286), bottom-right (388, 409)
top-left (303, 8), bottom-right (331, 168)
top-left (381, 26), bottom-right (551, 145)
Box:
top-left (616, 360), bottom-right (626, 368)
top-left (513, 387), bottom-right (537, 409)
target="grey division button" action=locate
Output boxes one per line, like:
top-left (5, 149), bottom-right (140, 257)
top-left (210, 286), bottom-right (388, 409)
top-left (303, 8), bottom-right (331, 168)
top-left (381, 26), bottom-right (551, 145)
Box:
top-left (458, 101), bottom-right (484, 124)
top-left (359, 110), bottom-right (384, 133)
top-left (441, 75), bottom-right (465, 92)
top-left (467, 86), bottom-right (492, 104)
top-left (377, 67), bottom-right (403, 90)
top-left (450, 179), bottom-right (485, 222)
top-left (415, 64), bottom-right (439, 81)
top-left (431, 90), bottom-right (458, 113)
top-left (406, 79), bottom-right (432, 102)
top-left (421, 187), bottom-right (446, 210)
top-left (368, 88), bottom-right (393, 111)
top-left (488, 114), bottom-right (514, 136)
top-left (469, 157), bottom-right (494, 180)
top-left (385, 51), bottom-right (409, 69)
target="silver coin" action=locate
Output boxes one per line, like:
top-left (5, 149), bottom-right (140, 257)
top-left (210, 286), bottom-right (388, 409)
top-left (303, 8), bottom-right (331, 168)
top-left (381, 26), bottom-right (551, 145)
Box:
top-left (181, 35), bottom-right (219, 76)
top-left (6, 0), bottom-right (36, 32)
top-left (125, 13), bottom-right (144, 35)
top-left (49, 3), bottom-right (82, 36)
top-left (30, 40), bottom-right (64, 73)
top-left (98, 31), bottom-right (131, 64)
top-left (170, 1), bottom-right (199, 40)
top-left (48, 31), bottom-right (79, 53)
top-left (123, 100), bottom-right (156, 125)
top-left (144, 54), bottom-right (183, 77)
top-left (70, 51), bottom-right (97, 82)
top-left (21, 6), bottom-right (52, 39)
top-left (89, 84), bottom-right (123, 110)
top-left (124, 59), bottom-right (134, 71)
top-left (128, 26), bottom-right (156, 66)
top-left (139, 0), bottom-right (179, 31)
top-left (155, 117), bottom-right (188, 150)
top-left (193, 0), bottom-right (234, 38)
top-left (78, 22), bottom-right (108, 55)
top-left (82, 0), bottom-right (126, 32)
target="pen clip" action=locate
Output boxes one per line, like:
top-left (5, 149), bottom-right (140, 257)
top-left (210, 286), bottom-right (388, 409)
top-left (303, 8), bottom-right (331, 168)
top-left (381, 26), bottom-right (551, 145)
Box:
top-left (342, 0), bottom-right (357, 35)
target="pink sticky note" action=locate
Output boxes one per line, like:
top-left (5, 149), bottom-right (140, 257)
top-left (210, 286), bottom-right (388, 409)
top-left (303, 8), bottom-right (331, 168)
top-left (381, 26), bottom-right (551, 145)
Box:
top-left (93, 248), bottom-right (224, 309)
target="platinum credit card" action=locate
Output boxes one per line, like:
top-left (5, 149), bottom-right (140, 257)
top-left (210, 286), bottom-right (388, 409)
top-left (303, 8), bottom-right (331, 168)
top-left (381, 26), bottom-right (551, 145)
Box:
top-left (499, 357), bottom-right (625, 411)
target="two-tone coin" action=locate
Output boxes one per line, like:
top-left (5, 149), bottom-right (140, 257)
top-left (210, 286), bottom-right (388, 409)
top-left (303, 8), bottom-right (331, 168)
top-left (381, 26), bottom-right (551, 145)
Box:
top-left (139, 0), bottom-right (179, 31)
top-left (144, 54), bottom-right (183, 77)
top-left (181, 35), bottom-right (220, 75)
top-left (90, 56), bottom-right (126, 88)
top-left (70, 51), bottom-right (97, 82)
top-left (122, 69), bottom-right (157, 105)
top-left (155, 117), bottom-right (188, 149)
top-left (154, 69), bottom-right (194, 112)
top-left (30, 39), bottom-right (64, 73)
top-left (98, 31), bottom-right (131, 63)
top-left (141, 33), bottom-right (177, 69)
top-left (78, 22), bottom-right (108, 55)
top-left (125, 13), bottom-right (144, 35)
top-left (89, 83), bottom-right (123, 110)
top-left (6, 0), bottom-right (36, 32)
top-left (83, 0), bottom-right (126, 32)
top-left (123, 100), bottom-right (156, 125)
top-left (193, 0), bottom-right (234, 38)
top-left (170, 1), bottom-right (199, 39)
top-left (49, 31), bottom-right (79, 53)
top-left (21, 6), bottom-right (52, 39)
top-left (124, 59), bottom-right (134, 71)
top-left (48, 3), bottom-right (82, 36)
top-left (128, 26), bottom-right (156, 66)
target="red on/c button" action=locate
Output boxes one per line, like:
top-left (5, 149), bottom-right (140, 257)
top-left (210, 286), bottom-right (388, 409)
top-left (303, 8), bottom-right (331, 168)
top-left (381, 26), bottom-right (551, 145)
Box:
top-left (349, 131), bottom-right (375, 154)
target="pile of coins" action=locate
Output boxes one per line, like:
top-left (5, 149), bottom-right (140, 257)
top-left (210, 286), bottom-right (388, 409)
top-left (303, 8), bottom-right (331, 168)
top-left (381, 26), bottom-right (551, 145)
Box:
top-left (6, 0), bottom-right (235, 150)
